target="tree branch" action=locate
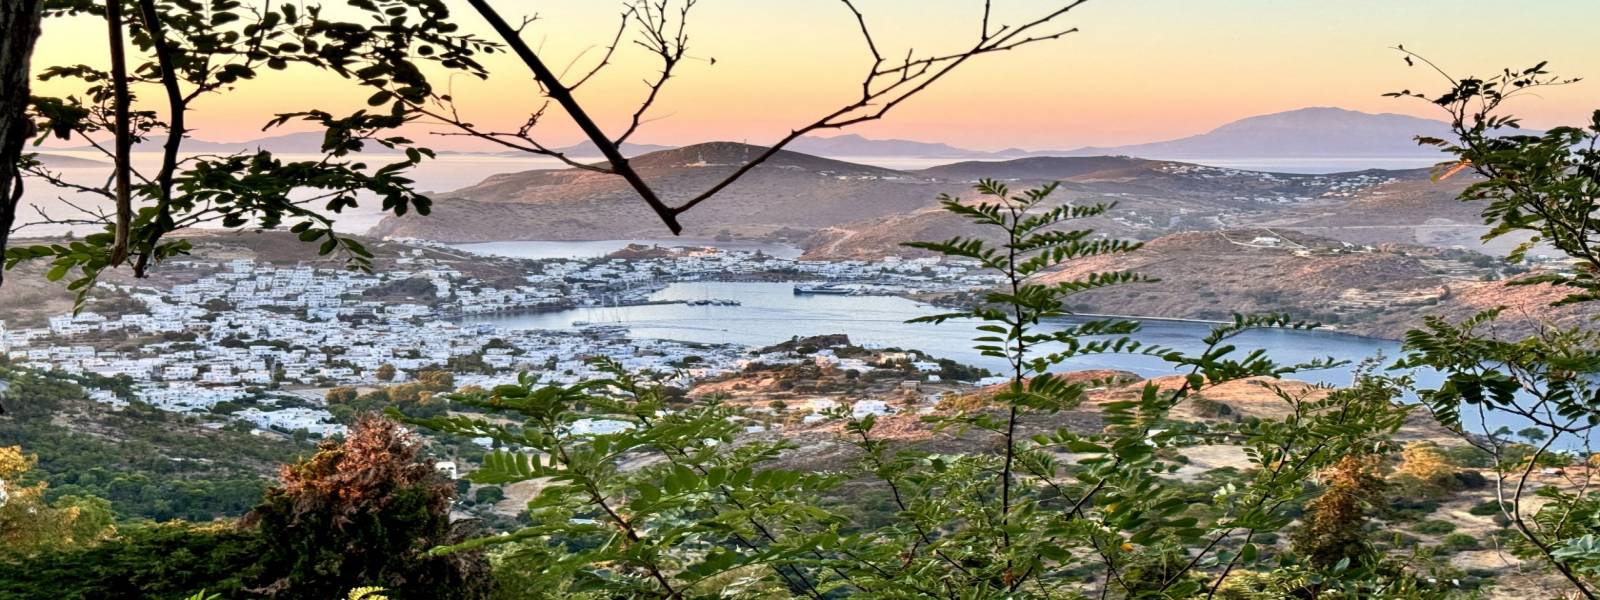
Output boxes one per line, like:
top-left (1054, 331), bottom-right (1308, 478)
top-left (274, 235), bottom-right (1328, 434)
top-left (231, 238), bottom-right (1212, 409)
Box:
top-left (105, 0), bottom-right (135, 265)
top-left (457, 0), bottom-right (1091, 235)
top-left (0, 0), bottom-right (44, 288)
top-left (131, 0), bottom-right (187, 277)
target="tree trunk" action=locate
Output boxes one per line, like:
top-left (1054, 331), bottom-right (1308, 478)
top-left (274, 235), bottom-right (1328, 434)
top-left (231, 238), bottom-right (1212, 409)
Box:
top-left (0, 0), bottom-right (45, 289)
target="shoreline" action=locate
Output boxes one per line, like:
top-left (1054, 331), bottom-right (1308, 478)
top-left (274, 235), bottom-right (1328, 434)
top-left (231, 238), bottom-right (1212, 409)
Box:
top-left (449, 283), bottom-right (1408, 345)
top-left (912, 294), bottom-right (1407, 343)
top-left (1056, 312), bottom-right (1402, 343)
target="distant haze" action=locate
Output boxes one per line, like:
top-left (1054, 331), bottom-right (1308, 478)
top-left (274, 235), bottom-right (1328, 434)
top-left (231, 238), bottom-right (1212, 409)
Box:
top-left (1051, 107), bottom-right (1482, 159)
top-left (30, 2), bottom-right (1599, 149)
top-left (65, 107), bottom-right (1474, 173)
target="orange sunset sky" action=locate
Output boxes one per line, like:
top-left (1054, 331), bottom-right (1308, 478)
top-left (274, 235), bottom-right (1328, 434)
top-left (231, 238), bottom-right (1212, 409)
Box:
top-left (27, 0), bottom-right (1600, 151)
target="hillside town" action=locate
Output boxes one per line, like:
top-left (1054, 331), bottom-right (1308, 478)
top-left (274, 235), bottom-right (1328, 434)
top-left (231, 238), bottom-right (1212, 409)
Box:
top-left (0, 243), bottom-right (1002, 439)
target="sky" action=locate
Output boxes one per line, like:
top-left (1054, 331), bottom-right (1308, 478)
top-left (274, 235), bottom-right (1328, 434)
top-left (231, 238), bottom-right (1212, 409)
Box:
top-left (27, 0), bottom-right (1600, 152)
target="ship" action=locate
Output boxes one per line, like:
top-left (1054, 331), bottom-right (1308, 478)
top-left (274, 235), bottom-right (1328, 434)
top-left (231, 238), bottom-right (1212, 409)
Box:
top-left (793, 283), bottom-right (853, 295)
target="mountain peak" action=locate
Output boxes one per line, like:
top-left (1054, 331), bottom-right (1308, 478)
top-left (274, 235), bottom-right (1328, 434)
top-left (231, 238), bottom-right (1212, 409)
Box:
top-left (623, 142), bottom-right (781, 170)
top-left (1061, 106), bottom-right (1464, 161)
top-left (1209, 106), bottom-right (1443, 135)
top-left (625, 142), bottom-right (897, 175)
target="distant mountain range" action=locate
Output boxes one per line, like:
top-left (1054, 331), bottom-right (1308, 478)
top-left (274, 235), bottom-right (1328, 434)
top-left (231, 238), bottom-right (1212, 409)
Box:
top-left (781, 108), bottom-right (1484, 161)
top-left (63, 107), bottom-right (1478, 166)
top-left (1048, 107), bottom-right (1489, 160)
top-left (783, 134), bottom-right (981, 158)
top-left (66, 131), bottom-right (372, 155)
top-left (367, 140), bottom-right (1447, 245)
top-left (546, 140), bottom-right (676, 156)
top-left (698, 107), bottom-right (1492, 161)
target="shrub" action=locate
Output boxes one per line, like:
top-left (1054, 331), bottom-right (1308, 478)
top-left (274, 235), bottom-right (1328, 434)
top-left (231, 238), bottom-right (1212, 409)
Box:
top-left (1443, 445), bottom-right (1494, 468)
top-left (474, 486), bottom-right (506, 505)
top-left (1440, 533), bottom-right (1480, 552)
top-left (1390, 441), bottom-right (1459, 499)
top-left (1191, 396), bottom-right (1235, 419)
top-left (0, 522), bottom-right (262, 598)
top-left (1291, 454), bottom-right (1384, 569)
top-left (1453, 470), bottom-right (1489, 489)
top-left (1414, 520), bottom-right (1457, 535)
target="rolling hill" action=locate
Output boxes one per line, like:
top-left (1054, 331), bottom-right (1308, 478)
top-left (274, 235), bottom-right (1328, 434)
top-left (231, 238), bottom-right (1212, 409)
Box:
top-left (371, 144), bottom-right (1446, 245)
top-left (1033, 229), bottom-right (1588, 339)
top-left (369, 142), bottom-right (962, 241)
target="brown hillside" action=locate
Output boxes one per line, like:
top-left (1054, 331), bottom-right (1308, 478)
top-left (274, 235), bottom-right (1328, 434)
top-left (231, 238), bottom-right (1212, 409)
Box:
top-left (371, 143), bottom-right (962, 241)
top-left (1037, 230), bottom-right (1593, 339)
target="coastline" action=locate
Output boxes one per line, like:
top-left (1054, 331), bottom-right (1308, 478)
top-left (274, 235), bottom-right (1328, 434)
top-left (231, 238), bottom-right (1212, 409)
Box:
top-left (910, 292), bottom-right (1409, 343)
top-left (1059, 312), bottom-right (1403, 343)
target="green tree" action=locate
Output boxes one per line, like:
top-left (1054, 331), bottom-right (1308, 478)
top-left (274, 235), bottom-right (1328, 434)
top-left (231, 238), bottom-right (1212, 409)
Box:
top-left (0, 445), bottom-right (115, 557)
top-left (0, 521), bottom-right (264, 598)
top-left (376, 363), bottom-right (398, 382)
top-left (1517, 427), bottom-right (1549, 445)
top-left (6, 0), bottom-right (495, 303)
top-left (326, 386), bottom-right (359, 405)
top-left (1391, 55), bottom-right (1600, 598)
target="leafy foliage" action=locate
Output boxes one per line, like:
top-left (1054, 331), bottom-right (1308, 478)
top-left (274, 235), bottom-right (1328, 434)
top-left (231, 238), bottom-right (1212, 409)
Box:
top-left (1388, 52), bottom-right (1598, 305)
top-left (0, 521), bottom-right (264, 599)
top-left (1391, 56), bottom-right (1600, 598)
top-left (0, 444), bottom-right (115, 557)
top-left (9, 0), bottom-right (498, 307)
top-left (406, 181), bottom-right (1418, 598)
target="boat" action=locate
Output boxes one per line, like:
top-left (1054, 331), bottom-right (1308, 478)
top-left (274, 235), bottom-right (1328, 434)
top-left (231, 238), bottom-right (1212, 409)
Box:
top-left (571, 320), bottom-right (592, 327)
top-left (793, 283), bottom-right (852, 295)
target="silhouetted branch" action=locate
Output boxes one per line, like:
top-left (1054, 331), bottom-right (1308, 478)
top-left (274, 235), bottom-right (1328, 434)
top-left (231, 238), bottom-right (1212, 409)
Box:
top-left (14, 199), bottom-right (113, 234)
top-left (19, 164), bottom-right (115, 200)
top-left (105, 0), bottom-right (134, 265)
top-left (130, 0), bottom-right (186, 277)
top-left (417, 101), bottom-right (613, 173)
top-left (458, 0), bottom-right (1092, 234)
top-left (464, 0), bottom-right (682, 230)
top-left (614, 0), bottom-right (693, 145)
top-left (0, 0), bottom-right (44, 288)
top-left (564, 7), bottom-right (633, 91)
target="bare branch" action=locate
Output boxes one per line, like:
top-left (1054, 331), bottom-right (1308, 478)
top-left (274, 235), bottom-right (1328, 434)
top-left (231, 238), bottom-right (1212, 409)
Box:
top-left (459, 0), bottom-right (1091, 234)
top-left (465, 0), bottom-right (683, 231)
top-left (614, 0), bottom-right (694, 145)
top-left (514, 12), bottom-right (539, 35)
top-left (20, 164), bottom-right (115, 199)
top-left (564, 7), bottom-right (633, 91)
top-left (414, 101), bottom-right (614, 174)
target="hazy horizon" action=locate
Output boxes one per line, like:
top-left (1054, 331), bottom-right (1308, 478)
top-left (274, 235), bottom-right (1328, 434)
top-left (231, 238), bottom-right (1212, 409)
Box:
top-left (28, 1), bottom-right (1600, 153)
